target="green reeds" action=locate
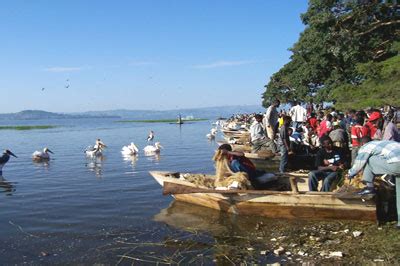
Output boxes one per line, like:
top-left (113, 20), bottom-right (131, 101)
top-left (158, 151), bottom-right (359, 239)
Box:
top-left (0, 125), bottom-right (57, 130)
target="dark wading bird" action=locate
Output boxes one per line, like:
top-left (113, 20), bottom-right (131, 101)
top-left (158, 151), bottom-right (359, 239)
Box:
top-left (0, 150), bottom-right (17, 175)
top-left (147, 131), bottom-right (154, 142)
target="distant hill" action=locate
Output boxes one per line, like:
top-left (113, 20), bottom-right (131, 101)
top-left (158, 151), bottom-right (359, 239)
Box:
top-left (75, 105), bottom-right (265, 120)
top-left (0, 105), bottom-right (265, 120)
top-left (0, 110), bottom-right (120, 120)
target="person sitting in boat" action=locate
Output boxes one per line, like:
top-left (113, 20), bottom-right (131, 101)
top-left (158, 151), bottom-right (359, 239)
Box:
top-left (249, 114), bottom-right (278, 154)
top-left (347, 137), bottom-right (400, 195)
top-left (218, 144), bottom-right (259, 177)
top-left (308, 136), bottom-right (346, 192)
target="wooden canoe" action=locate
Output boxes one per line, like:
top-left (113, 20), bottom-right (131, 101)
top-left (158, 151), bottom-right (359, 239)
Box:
top-left (150, 171), bottom-right (376, 221)
top-left (216, 141), bottom-right (252, 152)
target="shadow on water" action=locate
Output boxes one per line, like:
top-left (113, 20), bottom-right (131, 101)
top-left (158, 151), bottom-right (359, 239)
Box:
top-left (0, 175), bottom-right (16, 195)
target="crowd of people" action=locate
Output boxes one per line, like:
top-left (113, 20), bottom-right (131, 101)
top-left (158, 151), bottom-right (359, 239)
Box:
top-left (222, 100), bottom-right (400, 196)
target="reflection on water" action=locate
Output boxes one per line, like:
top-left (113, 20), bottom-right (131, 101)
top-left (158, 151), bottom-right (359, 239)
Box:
top-left (0, 176), bottom-right (15, 195)
top-left (122, 154), bottom-right (138, 167)
top-left (144, 152), bottom-right (161, 162)
top-left (32, 160), bottom-right (51, 170)
top-left (85, 156), bottom-right (105, 178)
top-left (152, 200), bottom-right (284, 264)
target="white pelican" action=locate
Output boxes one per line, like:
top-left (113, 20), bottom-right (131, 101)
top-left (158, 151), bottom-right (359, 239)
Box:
top-left (32, 148), bottom-right (53, 161)
top-left (94, 139), bottom-right (107, 150)
top-left (85, 146), bottom-right (103, 158)
top-left (143, 142), bottom-right (163, 154)
top-left (147, 131), bottom-right (154, 142)
top-left (121, 143), bottom-right (139, 156)
top-left (206, 128), bottom-right (217, 139)
top-left (0, 150), bottom-right (17, 175)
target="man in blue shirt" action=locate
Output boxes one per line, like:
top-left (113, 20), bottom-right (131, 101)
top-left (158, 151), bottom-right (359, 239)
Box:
top-left (348, 137), bottom-right (400, 195)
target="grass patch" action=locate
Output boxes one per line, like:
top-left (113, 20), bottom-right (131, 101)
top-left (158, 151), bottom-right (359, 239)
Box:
top-left (0, 125), bottom-right (57, 130)
top-left (116, 118), bottom-right (208, 123)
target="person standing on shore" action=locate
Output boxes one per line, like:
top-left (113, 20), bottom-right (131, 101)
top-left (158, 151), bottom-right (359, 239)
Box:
top-left (289, 101), bottom-right (307, 129)
top-left (363, 111), bottom-right (383, 140)
top-left (383, 110), bottom-right (400, 142)
top-left (264, 99), bottom-right (280, 139)
top-left (278, 116), bottom-right (293, 173)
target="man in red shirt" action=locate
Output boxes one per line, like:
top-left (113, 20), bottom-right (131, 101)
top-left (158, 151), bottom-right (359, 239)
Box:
top-left (307, 113), bottom-right (318, 132)
top-left (318, 114), bottom-right (333, 138)
top-left (350, 115), bottom-right (366, 163)
top-left (363, 111), bottom-right (383, 140)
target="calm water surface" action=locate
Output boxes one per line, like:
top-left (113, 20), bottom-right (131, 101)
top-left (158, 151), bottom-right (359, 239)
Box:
top-left (0, 119), bottom-right (380, 264)
top-left (0, 119), bottom-right (224, 263)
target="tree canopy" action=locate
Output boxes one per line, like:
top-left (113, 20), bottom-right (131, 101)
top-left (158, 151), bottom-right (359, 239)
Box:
top-left (262, 0), bottom-right (400, 109)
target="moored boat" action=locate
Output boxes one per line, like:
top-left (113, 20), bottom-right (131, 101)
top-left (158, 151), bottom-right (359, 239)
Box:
top-left (150, 171), bottom-right (376, 221)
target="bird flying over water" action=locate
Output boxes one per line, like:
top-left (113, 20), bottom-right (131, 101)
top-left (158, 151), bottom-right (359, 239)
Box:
top-left (32, 147), bottom-right (54, 161)
top-left (0, 150), bottom-right (17, 175)
top-left (147, 131), bottom-right (154, 142)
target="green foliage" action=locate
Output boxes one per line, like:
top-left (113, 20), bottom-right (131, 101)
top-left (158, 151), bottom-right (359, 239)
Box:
top-left (0, 125), bottom-right (57, 130)
top-left (263, 0), bottom-right (400, 108)
top-left (332, 52), bottom-right (400, 109)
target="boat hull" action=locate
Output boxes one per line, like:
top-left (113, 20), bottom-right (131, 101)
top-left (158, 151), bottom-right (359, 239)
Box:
top-left (150, 171), bottom-right (377, 221)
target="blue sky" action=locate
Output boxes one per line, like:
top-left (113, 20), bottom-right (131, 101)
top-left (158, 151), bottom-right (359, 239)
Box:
top-left (0, 0), bottom-right (307, 113)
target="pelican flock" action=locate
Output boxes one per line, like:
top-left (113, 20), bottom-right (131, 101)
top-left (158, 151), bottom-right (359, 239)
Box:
top-left (32, 147), bottom-right (54, 161)
top-left (121, 143), bottom-right (139, 156)
top-left (0, 150), bottom-right (17, 175)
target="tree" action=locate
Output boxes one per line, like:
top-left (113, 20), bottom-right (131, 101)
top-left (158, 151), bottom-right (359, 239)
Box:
top-left (262, 0), bottom-right (400, 108)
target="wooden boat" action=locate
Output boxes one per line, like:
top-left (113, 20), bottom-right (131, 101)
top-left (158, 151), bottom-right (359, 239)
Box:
top-left (216, 141), bottom-right (252, 152)
top-left (150, 171), bottom-right (377, 221)
top-left (221, 129), bottom-right (250, 139)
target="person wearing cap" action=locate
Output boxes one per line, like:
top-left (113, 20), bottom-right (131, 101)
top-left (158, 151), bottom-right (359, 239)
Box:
top-left (363, 111), bottom-right (383, 140)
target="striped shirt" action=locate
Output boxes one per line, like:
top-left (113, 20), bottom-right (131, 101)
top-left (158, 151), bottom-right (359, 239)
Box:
top-left (348, 140), bottom-right (400, 177)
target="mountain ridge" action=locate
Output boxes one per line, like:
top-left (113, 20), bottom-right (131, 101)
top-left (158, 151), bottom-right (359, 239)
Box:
top-left (0, 105), bottom-right (265, 120)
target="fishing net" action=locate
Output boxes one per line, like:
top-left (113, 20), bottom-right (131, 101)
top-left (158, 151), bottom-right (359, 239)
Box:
top-left (212, 150), bottom-right (253, 189)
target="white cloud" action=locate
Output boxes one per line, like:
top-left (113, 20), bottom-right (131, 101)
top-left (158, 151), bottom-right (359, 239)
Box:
top-left (43, 66), bottom-right (88, 72)
top-left (193, 60), bottom-right (255, 69)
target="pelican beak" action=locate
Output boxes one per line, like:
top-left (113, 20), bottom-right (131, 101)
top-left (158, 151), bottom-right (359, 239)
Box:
top-left (159, 145), bottom-right (164, 149)
top-left (9, 151), bottom-right (17, 158)
top-left (48, 149), bottom-right (54, 154)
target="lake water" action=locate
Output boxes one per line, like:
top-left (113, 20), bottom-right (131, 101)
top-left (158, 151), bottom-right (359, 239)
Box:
top-left (0, 119), bottom-right (391, 264)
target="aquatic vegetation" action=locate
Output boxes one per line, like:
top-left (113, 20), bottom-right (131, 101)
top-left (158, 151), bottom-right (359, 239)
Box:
top-left (115, 118), bottom-right (208, 123)
top-left (0, 125), bottom-right (57, 130)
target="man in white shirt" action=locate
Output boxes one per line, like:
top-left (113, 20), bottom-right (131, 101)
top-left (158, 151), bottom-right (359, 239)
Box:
top-left (264, 99), bottom-right (280, 139)
top-left (289, 101), bottom-right (307, 129)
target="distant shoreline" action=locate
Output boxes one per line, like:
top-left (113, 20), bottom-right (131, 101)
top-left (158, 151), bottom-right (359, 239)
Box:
top-left (115, 118), bottom-right (208, 123)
